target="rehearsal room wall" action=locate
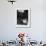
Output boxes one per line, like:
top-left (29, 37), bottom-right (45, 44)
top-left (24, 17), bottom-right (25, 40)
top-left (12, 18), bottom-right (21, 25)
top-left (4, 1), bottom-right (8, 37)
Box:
top-left (0, 0), bottom-right (46, 41)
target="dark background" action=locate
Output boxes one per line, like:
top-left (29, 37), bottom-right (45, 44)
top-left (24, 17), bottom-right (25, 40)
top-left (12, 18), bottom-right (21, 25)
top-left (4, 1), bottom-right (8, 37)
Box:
top-left (17, 10), bottom-right (28, 25)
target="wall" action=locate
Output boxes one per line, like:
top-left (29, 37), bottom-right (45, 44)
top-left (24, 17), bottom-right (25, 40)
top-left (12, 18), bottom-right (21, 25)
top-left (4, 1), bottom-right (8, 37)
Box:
top-left (0, 0), bottom-right (46, 42)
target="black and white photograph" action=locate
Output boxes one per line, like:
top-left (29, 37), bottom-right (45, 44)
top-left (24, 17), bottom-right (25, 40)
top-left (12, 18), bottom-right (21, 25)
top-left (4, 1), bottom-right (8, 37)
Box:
top-left (16, 8), bottom-right (31, 28)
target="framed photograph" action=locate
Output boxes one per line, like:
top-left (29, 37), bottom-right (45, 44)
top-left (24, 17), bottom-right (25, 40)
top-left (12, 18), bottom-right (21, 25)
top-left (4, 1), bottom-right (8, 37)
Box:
top-left (16, 8), bottom-right (31, 28)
